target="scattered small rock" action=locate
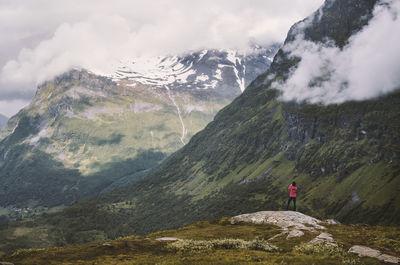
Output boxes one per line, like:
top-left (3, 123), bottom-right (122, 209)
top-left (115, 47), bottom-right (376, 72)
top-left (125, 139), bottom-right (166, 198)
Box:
top-left (267, 231), bottom-right (288, 241)
top-left (155, 237), bottom-right (182, 241)
top-left (349, 245), bottom-right (399, 264)
top-left (286, 230), bottom-right (304, 239)
top-left (380, 254), bottom-right (400, 264)
top-left (321, 219), bottom-right (340, 225)
top-left (349, 245), bottom-right (382, 258)
top-left (308, 233), bottom-right (337, 246)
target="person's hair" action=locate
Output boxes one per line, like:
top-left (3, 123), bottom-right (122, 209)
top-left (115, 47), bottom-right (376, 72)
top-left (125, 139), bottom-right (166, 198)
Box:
top-left (292, 181), bottom-right (296, 186)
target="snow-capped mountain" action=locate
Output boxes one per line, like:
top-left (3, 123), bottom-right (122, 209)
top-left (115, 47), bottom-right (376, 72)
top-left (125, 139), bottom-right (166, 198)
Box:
top-left (0, 44), bottom-right (279, 219)
top-left (111, 46), bottom-right (279, 98)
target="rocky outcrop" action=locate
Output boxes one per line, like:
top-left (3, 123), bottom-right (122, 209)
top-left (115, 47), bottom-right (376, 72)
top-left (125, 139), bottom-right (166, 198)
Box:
top-left (230, 211), bottom-right (345, 245)
top-left (308, 232), bottom-right (337, 246)
top-left (230, 211), bottom-right (326, 232)
top-left (286, 230), bottom-right (304, 239)
top-left (155, 237), bottom-right (181, 241)
top-left (348, 245), bottom-right (399, 264)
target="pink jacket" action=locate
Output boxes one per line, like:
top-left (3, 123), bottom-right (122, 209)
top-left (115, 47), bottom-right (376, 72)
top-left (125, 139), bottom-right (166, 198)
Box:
top-left (288, 185), bottom-right (297, 197)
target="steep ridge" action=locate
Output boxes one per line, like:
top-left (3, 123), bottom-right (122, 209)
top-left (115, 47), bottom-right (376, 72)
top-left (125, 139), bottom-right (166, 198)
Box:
top-left (0, 47), bottom-right (278, 220)
top-left (1, 0), bottom-right (399, 253)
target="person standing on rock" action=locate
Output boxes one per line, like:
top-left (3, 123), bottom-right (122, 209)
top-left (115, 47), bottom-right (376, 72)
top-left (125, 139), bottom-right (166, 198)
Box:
top-left (286, 181), bottom-right (297, 211)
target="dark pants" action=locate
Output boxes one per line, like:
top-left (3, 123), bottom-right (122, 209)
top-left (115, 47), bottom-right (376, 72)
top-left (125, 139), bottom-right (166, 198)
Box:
top-left (286, 197), bottom-right (296, 211)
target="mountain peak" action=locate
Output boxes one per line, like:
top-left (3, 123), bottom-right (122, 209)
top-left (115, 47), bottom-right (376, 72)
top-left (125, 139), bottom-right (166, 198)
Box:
top-left (0, 43), bottom-right (279, 220)
top-left (108, 46), bottom-right (279, 98)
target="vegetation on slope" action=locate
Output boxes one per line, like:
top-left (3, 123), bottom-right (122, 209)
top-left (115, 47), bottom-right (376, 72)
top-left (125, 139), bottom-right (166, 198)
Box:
top-left (1, 217), bottom-right (399, 264)
top-left (0, 70), bottom-right (231, 218)
top-left (1, 0), bottom-right (399, 254)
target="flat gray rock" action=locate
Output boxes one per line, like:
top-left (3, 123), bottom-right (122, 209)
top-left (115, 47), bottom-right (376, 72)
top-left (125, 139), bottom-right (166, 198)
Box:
top-left (349, 245), bottom-right (399, 264)
top-left (349, 245), bottom-right (382, 258)
top-left (155, 237), bottom-right (181, 241)
top-left (230, 211), bottom-right (325, 232)
top-left (380, 254), bottom-right (400, 264)
top-left (287, 229), bottom-right (304, 239)
top-left (308, 232), bottom-right (337, 246)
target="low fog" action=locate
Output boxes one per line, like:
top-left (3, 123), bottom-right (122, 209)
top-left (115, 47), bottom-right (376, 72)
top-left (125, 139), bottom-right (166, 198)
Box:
top-left (274, 0), bottom-right (400, 105)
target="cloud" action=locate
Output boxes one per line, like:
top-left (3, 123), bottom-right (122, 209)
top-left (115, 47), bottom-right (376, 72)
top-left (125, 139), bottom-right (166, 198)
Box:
top-left (0, 99), bottom-right (29, 117)
top-left (0, 0), bottom-right (323, 111)
top-left (273, 0), bottom-right (400, 104)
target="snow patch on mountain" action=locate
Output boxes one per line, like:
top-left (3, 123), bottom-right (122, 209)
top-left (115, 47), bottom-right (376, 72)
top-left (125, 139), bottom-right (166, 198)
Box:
top-left (104, 46), bottom-right (280, 96)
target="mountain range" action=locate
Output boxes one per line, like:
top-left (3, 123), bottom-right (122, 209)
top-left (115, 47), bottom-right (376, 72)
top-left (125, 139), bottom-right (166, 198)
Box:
top-left (0, 0), bottom-right (399, 256)
top-left (0, 46), bottom-right (278, 220)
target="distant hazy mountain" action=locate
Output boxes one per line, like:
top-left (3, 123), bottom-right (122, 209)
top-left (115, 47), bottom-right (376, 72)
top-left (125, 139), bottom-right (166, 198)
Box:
top-left (0, 45), bottom-right (279, 218)
top-left (0, 114), bottom-right (7, 130)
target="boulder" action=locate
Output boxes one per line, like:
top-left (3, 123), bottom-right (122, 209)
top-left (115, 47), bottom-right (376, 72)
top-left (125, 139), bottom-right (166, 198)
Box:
top-left (230, 211), bottom-right (325, 232)
top-left (349, 245), bottom-right (399, 264)
top-left (308, 232), bottom-right (337, 246)
top-left (287, 230), bottom-right (304, 239)
top-left (155, 237), bottom-right (181, 241)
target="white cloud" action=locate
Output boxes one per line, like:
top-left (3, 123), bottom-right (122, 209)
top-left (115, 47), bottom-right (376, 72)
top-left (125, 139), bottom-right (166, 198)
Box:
top-left (274, 0), bottom-right (400, 104)
top-left (0, 0), bottom-right (324, 115)
top-left (0, 99), bottom-right (29, 117)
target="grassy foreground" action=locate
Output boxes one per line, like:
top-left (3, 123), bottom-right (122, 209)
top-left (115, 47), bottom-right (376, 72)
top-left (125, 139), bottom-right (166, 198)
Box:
top-left (1, 217), bottom-right (398, 265)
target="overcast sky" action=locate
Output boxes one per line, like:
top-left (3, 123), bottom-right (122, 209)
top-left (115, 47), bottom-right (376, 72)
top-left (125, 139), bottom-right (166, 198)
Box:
top-left (0, 0), bottom-right (324, 117)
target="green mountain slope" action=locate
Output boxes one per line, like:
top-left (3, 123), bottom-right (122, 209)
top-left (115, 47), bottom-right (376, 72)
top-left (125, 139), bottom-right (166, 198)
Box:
top-left (0, 70), bottom-right (235, 218)
top-left (0, 0), bottom-right (399, 253)
top-left (0, 47), bottom-right (278, 217)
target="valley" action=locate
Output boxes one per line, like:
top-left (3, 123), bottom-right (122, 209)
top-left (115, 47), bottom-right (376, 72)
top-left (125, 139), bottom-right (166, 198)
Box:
top-left (0, 0), bottom-right (399, 262)
top-left (0, 47), bottom-right (278, 220)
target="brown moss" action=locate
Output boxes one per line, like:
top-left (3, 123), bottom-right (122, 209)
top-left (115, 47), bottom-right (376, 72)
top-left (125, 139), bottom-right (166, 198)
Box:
top-left (2, 219), bottom-right (398, 265)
